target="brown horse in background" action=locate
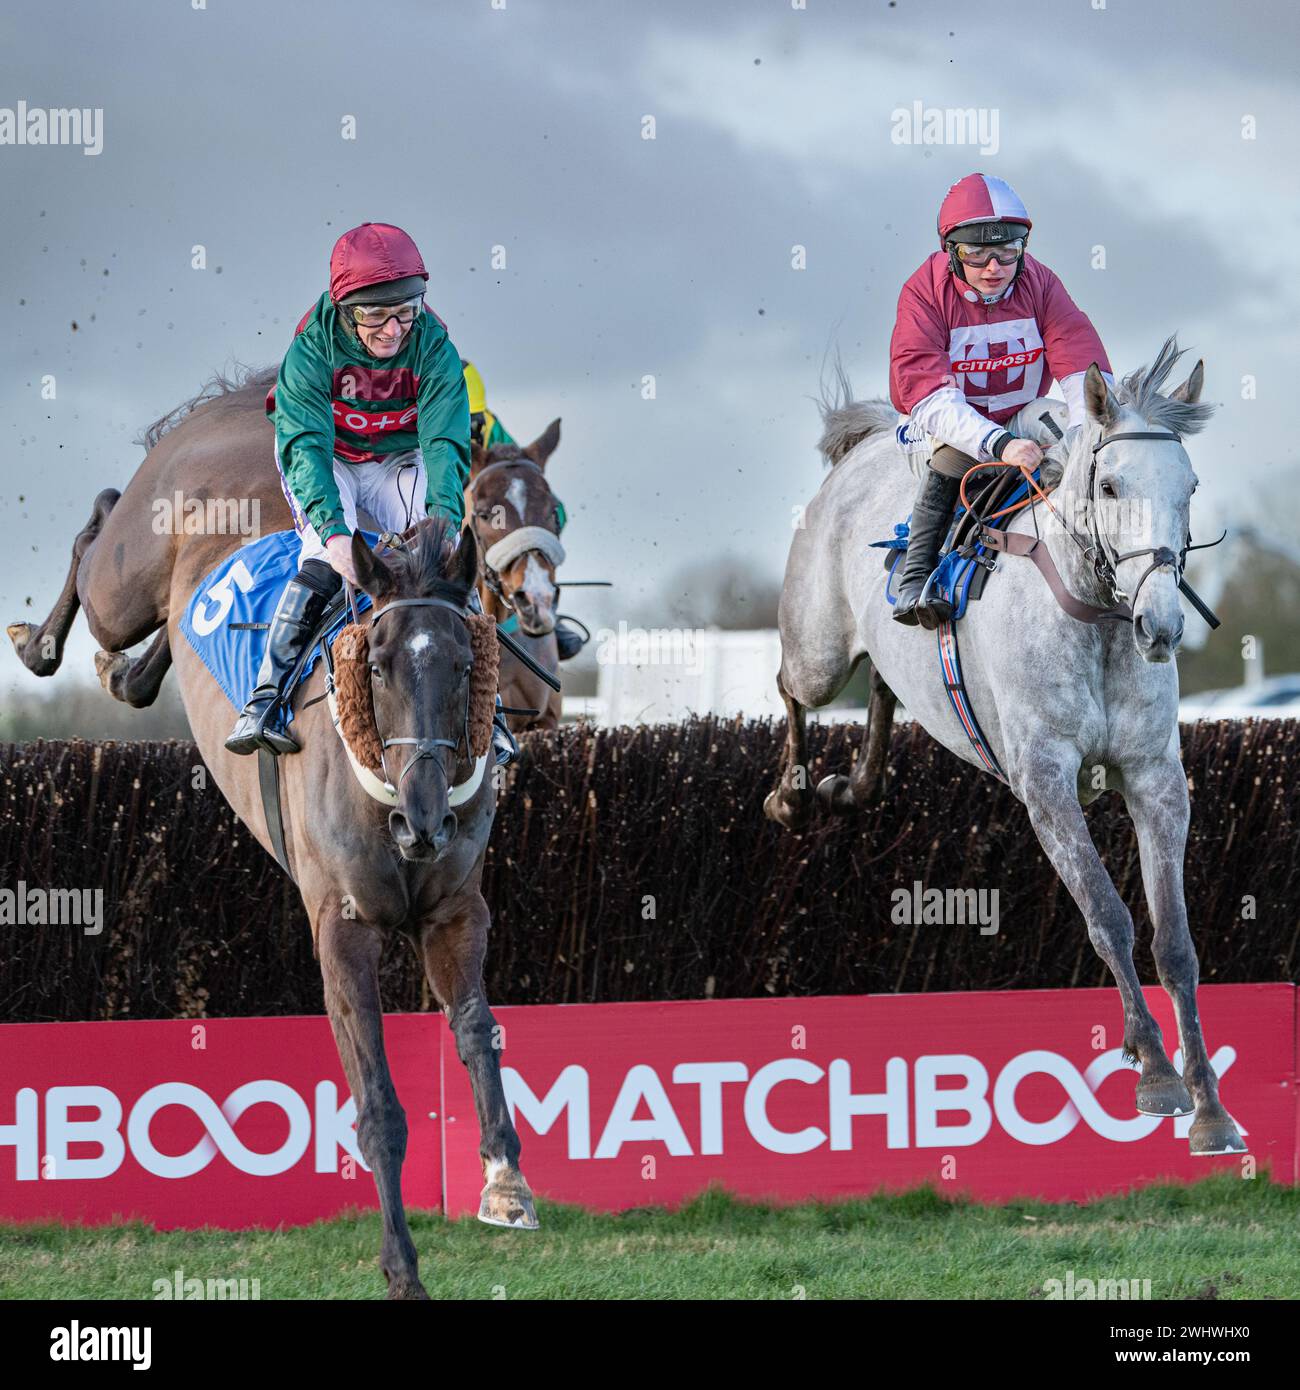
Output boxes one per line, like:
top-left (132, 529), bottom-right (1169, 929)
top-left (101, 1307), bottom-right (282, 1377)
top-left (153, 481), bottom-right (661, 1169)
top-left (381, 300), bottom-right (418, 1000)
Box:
top-left (467, 427), bottom-right (567, 730)
top-left (8, 367), bottom-right (538, 1298)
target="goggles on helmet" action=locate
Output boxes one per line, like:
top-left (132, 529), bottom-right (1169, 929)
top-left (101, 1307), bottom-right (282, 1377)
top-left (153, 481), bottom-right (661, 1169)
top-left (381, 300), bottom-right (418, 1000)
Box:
top-left (349, 296), bottom-right (424, 329)
top-left (952, 238), bottom-right (1025, 267)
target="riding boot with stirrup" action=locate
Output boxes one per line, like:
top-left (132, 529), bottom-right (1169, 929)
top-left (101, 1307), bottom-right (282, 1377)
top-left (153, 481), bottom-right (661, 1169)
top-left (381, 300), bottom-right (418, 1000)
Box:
top-left (892, 469), bottom-right (962, 630)
top-left (554, 616), bottom-right (588, 661)
top-left (224, 577), bottom-right (332, 756)
top-left (466, 587), bottom-right (521, 768)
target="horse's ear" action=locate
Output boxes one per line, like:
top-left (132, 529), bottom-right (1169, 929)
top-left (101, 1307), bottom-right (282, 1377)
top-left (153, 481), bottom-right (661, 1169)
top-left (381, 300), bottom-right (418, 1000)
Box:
top-left (525, 418), bottom-right (561, 470)
top-left (470, 440), bottom-right (489, 474)
top-left (1170, 359), bottom-right (1204, 404)
top-left (449, 524), bottom-right (478, 592)
top-left (352, 533), bottom-right (396, 601)
top-left (1083, 364), bottom-right (1120, 428)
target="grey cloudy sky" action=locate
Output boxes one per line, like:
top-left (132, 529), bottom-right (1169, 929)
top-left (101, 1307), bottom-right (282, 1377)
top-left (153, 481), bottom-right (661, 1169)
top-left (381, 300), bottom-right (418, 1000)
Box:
top-left (3, 0), bottom-right (1298, 698)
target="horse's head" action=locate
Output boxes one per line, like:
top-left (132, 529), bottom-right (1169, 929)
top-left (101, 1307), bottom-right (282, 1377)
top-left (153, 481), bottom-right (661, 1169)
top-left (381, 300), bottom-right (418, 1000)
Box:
top-left (351, 518), bottom-right (483, 862)
top-left (467, 420), bottom-right (565, 637)
top-left (1077, 339), bottom-right (1215, 663)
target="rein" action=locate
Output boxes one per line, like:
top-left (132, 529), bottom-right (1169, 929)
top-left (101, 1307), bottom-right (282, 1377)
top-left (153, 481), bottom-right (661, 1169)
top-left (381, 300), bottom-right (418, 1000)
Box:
top-left (975, 429), bottom-right (1224, 628)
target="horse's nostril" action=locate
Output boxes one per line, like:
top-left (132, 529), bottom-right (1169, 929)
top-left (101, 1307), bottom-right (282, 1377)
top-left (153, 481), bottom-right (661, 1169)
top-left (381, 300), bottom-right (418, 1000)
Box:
top-left (436, 812), bottom-right (458, 849)
top-left (388, 811), bottom-right (416, 846)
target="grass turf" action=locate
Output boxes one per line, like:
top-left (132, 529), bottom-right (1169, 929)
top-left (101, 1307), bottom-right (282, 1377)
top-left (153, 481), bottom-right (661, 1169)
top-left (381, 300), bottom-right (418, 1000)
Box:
top-left (2, 1172), bottom-right (1295, 1300)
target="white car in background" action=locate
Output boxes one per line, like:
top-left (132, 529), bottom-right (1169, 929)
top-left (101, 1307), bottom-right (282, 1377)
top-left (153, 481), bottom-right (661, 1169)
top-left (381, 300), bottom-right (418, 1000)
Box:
top-left (1179, 674), bottom-right (1300, 721)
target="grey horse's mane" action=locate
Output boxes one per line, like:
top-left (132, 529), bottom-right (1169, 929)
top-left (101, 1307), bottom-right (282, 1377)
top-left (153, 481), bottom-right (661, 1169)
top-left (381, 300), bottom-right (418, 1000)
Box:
top-left (816, 335), bottom-right (1213, 468)
top-left (136, 362), bottom-right (279, 452)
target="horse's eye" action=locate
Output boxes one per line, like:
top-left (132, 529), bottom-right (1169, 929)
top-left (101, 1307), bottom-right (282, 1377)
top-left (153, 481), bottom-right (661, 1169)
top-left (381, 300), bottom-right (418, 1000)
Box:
top-left (1099, 481), bottom-right (1117, 499)
top-left (369, 664), bottom-right (384, 684)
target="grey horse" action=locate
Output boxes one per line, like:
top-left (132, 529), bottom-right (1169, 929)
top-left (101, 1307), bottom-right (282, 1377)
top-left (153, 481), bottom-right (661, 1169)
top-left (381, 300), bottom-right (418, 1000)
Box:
top-left (765, 338), bottom-right (1244, 1157)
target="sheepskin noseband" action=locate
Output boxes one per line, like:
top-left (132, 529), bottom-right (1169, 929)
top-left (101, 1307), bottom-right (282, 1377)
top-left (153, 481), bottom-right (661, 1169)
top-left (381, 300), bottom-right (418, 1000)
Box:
top-left (484, 525), bottom-right (566, 576)
top-left (331, 611), bottom-right (500, 778)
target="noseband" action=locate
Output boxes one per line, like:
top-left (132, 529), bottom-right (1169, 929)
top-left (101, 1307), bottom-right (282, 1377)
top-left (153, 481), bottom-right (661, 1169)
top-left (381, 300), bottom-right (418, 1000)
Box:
top-left (1073, 430), bottom-right (1224, 622)
top-left (367, 593), bottom-right (472, 788)
top-left (468, 457), bottom-right (566, 606)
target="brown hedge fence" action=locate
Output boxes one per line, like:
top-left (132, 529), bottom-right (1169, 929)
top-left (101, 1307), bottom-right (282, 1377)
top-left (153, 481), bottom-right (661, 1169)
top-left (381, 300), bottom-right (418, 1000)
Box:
top-left (1, 719), bottom-right (1296, 1022)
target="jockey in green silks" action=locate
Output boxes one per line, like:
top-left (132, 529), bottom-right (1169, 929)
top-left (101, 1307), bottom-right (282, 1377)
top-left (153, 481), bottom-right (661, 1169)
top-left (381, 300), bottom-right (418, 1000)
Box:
top-left (227, 222), bottom-right (512, 757)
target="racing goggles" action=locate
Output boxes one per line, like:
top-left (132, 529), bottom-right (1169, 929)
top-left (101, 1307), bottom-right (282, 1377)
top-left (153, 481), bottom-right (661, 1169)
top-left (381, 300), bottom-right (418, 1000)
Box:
top-left (952, 238), bottom-right (1025, 267)
top-left (349, 296), bottom-right (424, 329)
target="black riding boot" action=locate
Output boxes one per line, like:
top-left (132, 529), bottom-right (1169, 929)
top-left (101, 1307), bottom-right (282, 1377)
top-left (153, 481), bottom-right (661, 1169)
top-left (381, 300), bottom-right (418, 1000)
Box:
top-left (892, 469), bottom-right (962, 629)
top-left (467, 588), bottom-right (521, 768)
top-left (225, 576), bottom-right (332, 756)
top-left (554, 617), bottom-right (587, 661)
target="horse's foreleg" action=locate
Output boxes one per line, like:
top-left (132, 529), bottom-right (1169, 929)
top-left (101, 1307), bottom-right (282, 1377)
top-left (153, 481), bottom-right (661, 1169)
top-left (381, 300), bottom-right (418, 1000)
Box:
top-left (317, 911), bottom-right (427, 1299)
top-left (818, 666), bottom-right (897, 814)
top-left (7, 488), bottom-right (119, 676)
top-left (417, 889), bottom-right (538, 1229)
top-left (1016, 747), bottom-right (1187, 1113)
top-left (1122, 758), bottom-right (1245, 1155)
top-left (763, 668), bottom-right (811, 830)
top-left (94, 628), bottom-right (173, 707)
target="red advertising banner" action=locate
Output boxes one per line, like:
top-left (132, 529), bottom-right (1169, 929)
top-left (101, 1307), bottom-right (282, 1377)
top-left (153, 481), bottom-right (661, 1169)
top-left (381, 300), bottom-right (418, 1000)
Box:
top-left (0, 985), bottom-right (1294, 1229)
top-left (0, 1015), bottom-right (439, 1228)
top-left (441, 984), bottom-right (1297, 1216)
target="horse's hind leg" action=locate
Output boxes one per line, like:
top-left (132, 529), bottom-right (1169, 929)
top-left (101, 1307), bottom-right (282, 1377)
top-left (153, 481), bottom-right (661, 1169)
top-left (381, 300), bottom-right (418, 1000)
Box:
top-left (1122, 757), bottom-right (1244, 1154)
top-left (1016, 744), bottom-right (1193, 1122)
top-left (417, 888), bottom-right (538, 1229)
top-left (763, 669), bottom-right (812, 831)
top-left (95, 628), bottom-right (173, 708)
top-left (317, 911), bottom-right (428, 1300)
top-left (817, 667), bottom-right (897, 814)
top-left (7, 488), bottom-right (120, 676)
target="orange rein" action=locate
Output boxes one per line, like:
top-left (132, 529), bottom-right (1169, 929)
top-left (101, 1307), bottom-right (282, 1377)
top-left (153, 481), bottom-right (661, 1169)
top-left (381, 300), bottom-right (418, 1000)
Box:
top-left (958, 458), bottom-right (1061, 528)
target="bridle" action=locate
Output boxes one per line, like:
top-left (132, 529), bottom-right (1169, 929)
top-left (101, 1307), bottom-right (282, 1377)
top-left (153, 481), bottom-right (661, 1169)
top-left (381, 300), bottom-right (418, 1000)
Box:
top-left (1049, 429), bottom-right (1225, 620)
top-left (365, 589), bottom-right (473, 789)
top-left (467, 457), bottom-right (565, 608)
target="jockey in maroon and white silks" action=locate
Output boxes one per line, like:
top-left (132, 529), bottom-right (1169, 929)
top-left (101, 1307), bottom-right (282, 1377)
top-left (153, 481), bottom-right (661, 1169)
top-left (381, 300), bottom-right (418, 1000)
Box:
top-left (889, 172), bottom-right (1113, 462)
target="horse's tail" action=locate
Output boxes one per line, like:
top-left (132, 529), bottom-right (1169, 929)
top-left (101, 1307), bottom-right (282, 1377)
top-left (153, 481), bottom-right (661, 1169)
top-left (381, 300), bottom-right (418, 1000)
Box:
top-left (816, 355), bottom-right (896, 466)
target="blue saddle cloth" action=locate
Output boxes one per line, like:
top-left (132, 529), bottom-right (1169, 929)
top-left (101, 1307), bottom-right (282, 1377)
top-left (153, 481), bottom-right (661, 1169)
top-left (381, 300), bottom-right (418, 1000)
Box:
top-left (178, 529), bottom-right (375, 720)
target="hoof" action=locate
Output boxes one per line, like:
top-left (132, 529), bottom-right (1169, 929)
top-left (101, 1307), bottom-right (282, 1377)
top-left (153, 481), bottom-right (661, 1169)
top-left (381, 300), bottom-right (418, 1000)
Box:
top-left (1135, 1074), bottom-right (1194, 1117)
top-left (94, 649), bottom-right (129, 695)
top-left (478, 1177), bottom-right (539, 1230)
top-left (8, 622), bottom-right (57, 676)
top-left (816, 773), bottom-right (855, 816)
top-left (763, 787), bottom-right (809, 832)
top-left (1189, 1115), bottom-right (1247, 1157)
top-left (384, 1276), bottom-right (431, 1300)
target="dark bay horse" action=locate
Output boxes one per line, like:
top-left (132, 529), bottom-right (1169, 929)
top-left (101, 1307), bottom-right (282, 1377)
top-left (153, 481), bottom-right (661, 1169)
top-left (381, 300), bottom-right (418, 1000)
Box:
top-left (466, 427), bottom-right (566, 730)
top-left (8, 368), bottom-right (537, 1298)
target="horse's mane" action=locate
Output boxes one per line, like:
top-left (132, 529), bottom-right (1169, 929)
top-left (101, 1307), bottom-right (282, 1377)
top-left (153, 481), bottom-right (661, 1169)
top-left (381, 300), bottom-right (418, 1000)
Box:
top-left (136, 362), bottom-right (279, 452)
top-left (1113, 336), bottom-right (1214, 437)
top-left (382, 515), bottom-right (469, 597)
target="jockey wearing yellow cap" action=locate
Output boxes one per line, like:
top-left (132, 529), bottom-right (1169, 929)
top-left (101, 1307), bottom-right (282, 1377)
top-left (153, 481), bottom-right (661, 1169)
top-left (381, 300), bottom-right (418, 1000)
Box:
top-left (460, 358), bottom-right (586, 664)
top-left (462, 359), bottom-right (516, 453)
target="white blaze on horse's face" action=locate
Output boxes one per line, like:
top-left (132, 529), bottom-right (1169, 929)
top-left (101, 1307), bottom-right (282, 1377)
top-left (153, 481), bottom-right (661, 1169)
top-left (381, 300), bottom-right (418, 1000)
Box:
top-left (1101, 437), bottom-right (1196, 663)
top-left (505, 476), bottom-right (529, 523)
top-left (512, 552), bottom-right (557, 635)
